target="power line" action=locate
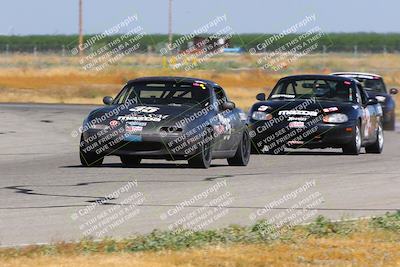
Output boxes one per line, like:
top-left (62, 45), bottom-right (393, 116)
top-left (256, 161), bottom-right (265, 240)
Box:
top-left (168, 0), bottom-right (173, 48)
top-left (79, 0), bottom-right (83, 55)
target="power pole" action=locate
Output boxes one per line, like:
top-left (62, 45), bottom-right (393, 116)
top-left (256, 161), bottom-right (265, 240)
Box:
top-left (79, 0), bottom-right (84, 55)
top-left (168, 0), bottom-right (173, 48)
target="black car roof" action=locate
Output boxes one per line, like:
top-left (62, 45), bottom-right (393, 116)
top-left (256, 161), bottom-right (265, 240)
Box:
top-left (127, 76), bottom-right (219, 86)
top-left (279, 74), bottom-right (355, 82)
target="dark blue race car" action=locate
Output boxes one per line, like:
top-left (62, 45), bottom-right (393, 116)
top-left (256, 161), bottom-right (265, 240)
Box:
top-left (331, 72), bottom-right (398, 130)
top-left (249, 75), bottom-right (384, 155)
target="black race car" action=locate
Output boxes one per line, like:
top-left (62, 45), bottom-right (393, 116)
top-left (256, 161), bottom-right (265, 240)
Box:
top-left (79, 76), bottom-right (250, 168)
top-left (249, 75), bottom-right (384, 155)
top-left (331, 72), bottom-right (398, 130)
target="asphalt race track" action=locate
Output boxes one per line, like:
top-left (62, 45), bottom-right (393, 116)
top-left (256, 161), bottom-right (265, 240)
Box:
top-left (0, 103), bottom-right (399, 247)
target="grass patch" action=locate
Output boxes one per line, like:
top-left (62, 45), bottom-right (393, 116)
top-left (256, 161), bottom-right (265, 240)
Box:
top-left (0, 211), bottom-right (400, 262)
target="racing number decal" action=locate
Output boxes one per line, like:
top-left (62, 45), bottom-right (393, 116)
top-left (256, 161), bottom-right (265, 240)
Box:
top-left (129, 106), bottom-right (160, 113)
top-left (363, 108), bottom-right (371, 138)
top-left (217, 114), bottom-right (232, 140)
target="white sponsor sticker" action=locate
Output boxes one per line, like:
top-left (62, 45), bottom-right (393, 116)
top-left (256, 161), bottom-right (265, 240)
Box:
top-left (287, 116), bottom-right (307, 122)
top-left (129, 106), bottom-right (160, 113)
top-left (118, 114), bottom-right (169, 122)
top-left (322, 107), bottom-right (339, 113)
top-left (126, 125), bottom-right (143, 133)
top-left (289, 121), bottom-right (305, 128)
top-left (258, 105), bottom-right (271, 112)
top-left (278, 110), bottom-right (318, 116)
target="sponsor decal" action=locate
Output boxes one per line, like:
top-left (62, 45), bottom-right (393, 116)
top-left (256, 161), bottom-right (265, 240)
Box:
top-left (217, 114), bottom-right (232, 140)
top-left (109, 120), bottom-right (120, 128)
top-left (126, 125), bottom-right (143, 133)
top-left (118, 114), bottom-right (169, 122)
top-left (287, 140), bottom-right (304, 145)
top-left (278, 110), bottom-right (318, 116)
top-left (214, 125), bottom-right (225, 135)
top-left (193, 82), bottom-right (206, 89)
top-left (322, 107), bottom-right (339, 113)
top-left (271, 94), bottom-right (295, 99)
top-left (126, 121), bottom-right (147, 127)
top-left (258, 105), bottom-right (271, 112)
top-left (287, 116), bottom-right (307, 122)
top-left (129, 106), bottom-right (160, 113)
top-left (364, 108), bottom-right (371, 138)
top-left (289, 121), bottom-right (305, 128)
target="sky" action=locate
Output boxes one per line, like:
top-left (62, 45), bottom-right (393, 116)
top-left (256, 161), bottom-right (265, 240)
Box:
top-left (1, 0), bottom-right (400, 35)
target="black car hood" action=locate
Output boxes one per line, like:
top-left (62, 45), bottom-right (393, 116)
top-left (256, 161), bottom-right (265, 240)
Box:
top-left (87, 103), bottom-right (209, 125)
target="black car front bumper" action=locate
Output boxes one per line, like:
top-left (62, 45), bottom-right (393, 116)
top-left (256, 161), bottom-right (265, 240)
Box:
top-left (81, 128), bottom-right (198, 160)
top-left (249, 120), bottom-right (356, 151)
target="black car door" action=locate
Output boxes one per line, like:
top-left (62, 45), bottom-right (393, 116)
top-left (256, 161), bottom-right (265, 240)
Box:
top-left (212, 86), bottom-right (241, 152)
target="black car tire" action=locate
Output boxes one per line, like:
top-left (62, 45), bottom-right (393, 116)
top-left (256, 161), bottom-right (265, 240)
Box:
top-left (80, 150), bottom-right (104, 167)
top-left (365, 124), bottom-right (384, 154)
top-left (188, 129), bottom-right (213, 169)
top-left (228, 129), bottom-right (251, 166)
top-left (80, 135), bottom-right (104, 167)
top-left (120, 155), bottom-right (142, 167)
top-left (342, 124), bottom-right (362, 155)
top-left (384, 114), bottom-right (395, 131)
top-left (251, 142), bottom-right (261, 154)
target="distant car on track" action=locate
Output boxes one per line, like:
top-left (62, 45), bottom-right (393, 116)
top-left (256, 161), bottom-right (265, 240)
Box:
top-left (79, 76), bottom-right (250, 168)
top-left (331, 72), bottom-right (398, 130)
top-left (249, 75), bottom-right (384, 155)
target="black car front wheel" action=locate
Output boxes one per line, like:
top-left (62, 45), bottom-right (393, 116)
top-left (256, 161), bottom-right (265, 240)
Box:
top-left (188, 129), bottom-right (213, 169)
top-left (228, 129), bottom-right (251, 166)
top-left (120, 155), bottom-right (142, 167)
top-left (365, 124), bottom-right (384, 154)
top-left (384, 114), bottom-right (395, 131)
top-left (342, 124), bottom-right (362, 155)
top-left (80, 150), bottom-right (104, 167)
top-left (80, 135), bottom-right (104, 167)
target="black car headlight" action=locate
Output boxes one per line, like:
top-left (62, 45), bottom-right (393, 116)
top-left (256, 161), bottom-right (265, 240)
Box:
top-left (251, 111), bottom-right (273, 121)
top-left (323, 113), bottom-right (348, 123)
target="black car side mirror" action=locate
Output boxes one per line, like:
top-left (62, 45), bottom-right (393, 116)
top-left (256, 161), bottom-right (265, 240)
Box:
top-left (367, 98), bottom-right (378, 105)
top-left (390, 88), bottom-right (398, 95)
top-left (103, 96), bottom-right (113, 105)
top-left (222, 101), bottom-right (235, 110)
top-left (256, 93), bottom-right (266, 101)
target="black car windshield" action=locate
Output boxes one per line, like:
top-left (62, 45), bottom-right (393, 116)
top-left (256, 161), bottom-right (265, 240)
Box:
top-left (114, 81), bottom-right (211, 106)
top-left (269, 78), bottom-right (354, 102)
